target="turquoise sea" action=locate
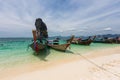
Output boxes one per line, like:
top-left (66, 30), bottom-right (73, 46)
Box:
top-left (0, 38), bottom-right (119, 70)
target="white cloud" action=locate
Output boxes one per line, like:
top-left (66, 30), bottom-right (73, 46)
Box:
top-left (103, 27), bottom-right (112, 31)
top-left (0, 0), bottom-right (120, 37)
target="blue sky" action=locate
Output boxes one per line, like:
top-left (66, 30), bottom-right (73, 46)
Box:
top-left (0, 0), bottom-right (120, 37)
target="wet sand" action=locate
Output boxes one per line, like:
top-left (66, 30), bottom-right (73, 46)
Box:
top-left (1, 46), bottom-right (120, 80)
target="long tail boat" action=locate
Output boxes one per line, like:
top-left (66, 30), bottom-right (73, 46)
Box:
top-left (30, 30), bottom-right (46, 54)
top-left (93, 37), bottom-right (115, 43)
top-left (94, 39), bottom-right (120, 44)
top-left (115, 37), bottom-right (120, 44)
top-left (71, 36), bottom-right (96, 45)
top-left (48, 35), bottom-right (74, 52)
top-left (93, 39), bottom-right (113, 43)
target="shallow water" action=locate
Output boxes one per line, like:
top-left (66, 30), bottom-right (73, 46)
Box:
top-left (0, 38), bottom-right (119, 70)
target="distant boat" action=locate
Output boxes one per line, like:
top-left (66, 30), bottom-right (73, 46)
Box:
top-left (70, 36), bottom-right (96, 45)
top-left (111, 37), bottom-right (120, 44)
top-left (93, 39), bottom-right (113, 43)
top-left (48, 35), bottom-right (74, 52)
top-left (93, 36), bottom-right (115, 43)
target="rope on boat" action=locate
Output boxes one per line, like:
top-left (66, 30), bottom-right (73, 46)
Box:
top-left (74, 53), bottom-right (120, 78)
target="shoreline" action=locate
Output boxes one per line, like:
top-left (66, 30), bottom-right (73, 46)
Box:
top-left (1, 46), bottom-right (120, 80)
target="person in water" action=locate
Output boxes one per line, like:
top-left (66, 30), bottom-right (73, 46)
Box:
top-left (35, 18), bottom-right (48, 43)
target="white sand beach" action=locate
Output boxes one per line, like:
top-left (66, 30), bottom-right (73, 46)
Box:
top-left (1, 46), bottom-right (120, 80)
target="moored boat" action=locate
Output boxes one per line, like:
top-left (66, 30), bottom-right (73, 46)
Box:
top-left (48, 36), bottom-right (74, 52)
top-left (48, 43), bottom-right (70, 52)
top-left (94, 38), bottom-right (120, 44)
top-left (30, 42), bottom-right (46, 52)
top-left (93, 37), bottom-right (115, 43)
top-left (30, 30), bottom-right (47, 54)
top-left (71, 36), bottom-right (96, 45)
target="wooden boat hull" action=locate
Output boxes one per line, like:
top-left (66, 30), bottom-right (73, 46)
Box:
top-left (72, 40), bottom-right (92, 45)
top-left (30, 42), bottom-right (46, 52)
top-left (71, 36), bottom-right (96, 45)
top-left (78, 40), bottom-right (92, 45)
top-left (93, 39), bottom-right (114, 43)
top-left (30, 30), bottom-right (47, 53)
top-left (48, 43), bottom-right (70, 52)
top-left (93, 41), bottom-right (113, 43)
top-left (48, 35), bottom-right (74, 52)
top-left (93, 37), bottom-right (120, 44)
top-left (115, 41), bottom-right (120, 44)
top-left (93, 41), bottom-right (120, 44)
